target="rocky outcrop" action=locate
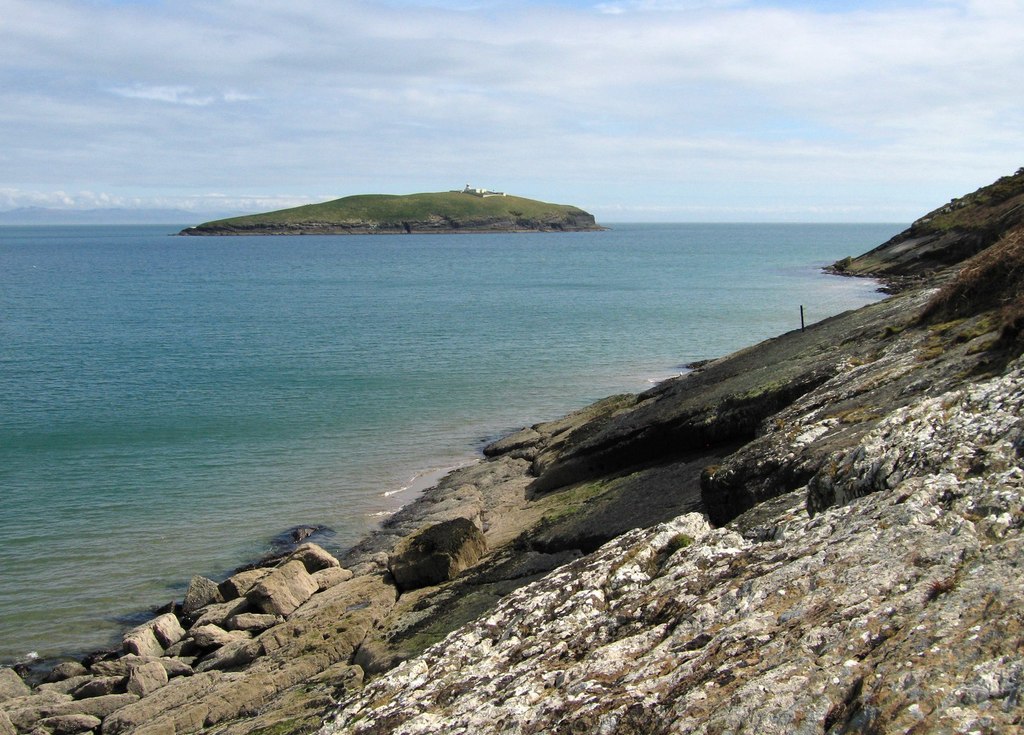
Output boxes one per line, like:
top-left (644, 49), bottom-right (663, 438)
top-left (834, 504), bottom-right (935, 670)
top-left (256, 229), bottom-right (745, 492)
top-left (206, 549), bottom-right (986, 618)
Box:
top-left (182, 214), bottom-right (603, 236)
top-left (0, 543), bottom-right (366, 735)
top-left (322, 364), bottom-right (1024, 734)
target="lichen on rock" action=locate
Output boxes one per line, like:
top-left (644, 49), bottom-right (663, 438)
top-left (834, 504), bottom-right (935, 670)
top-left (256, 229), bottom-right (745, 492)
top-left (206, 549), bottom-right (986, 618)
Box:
top-left (322, 365), bottom-right (1024, 734)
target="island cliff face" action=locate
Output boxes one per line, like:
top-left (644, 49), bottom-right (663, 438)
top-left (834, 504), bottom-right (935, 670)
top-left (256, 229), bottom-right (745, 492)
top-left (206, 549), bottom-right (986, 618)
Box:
top-left (4, 171), bottom-right (1024, 735)
top-left (179, 191), bottom-right (604, 235)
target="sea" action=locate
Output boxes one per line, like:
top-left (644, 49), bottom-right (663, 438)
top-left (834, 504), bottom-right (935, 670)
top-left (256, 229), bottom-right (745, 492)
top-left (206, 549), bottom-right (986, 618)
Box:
top-left (0, 222), bottom-right (899, 666)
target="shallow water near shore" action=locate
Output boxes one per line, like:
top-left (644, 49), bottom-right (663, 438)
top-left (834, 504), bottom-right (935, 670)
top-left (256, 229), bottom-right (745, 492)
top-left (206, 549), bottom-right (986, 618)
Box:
top-left (0, 222), bottom-right (897, 664)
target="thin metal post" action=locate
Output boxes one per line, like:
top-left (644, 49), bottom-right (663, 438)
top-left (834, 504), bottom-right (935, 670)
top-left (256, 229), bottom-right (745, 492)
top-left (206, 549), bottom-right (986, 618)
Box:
top-left (800, 305), bottom-right (805, 332)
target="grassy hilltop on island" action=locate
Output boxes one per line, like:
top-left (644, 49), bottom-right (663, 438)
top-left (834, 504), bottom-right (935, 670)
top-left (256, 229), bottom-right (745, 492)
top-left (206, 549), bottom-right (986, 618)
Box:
top-left (180, 189), bottom-right (604, 235)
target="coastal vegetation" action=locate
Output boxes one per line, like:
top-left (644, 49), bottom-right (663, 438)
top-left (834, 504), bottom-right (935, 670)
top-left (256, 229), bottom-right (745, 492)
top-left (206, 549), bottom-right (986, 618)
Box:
top-left (914, 167), bottom-right (1024, 235)
top-left (830, 166), bottom-right (1024, 285)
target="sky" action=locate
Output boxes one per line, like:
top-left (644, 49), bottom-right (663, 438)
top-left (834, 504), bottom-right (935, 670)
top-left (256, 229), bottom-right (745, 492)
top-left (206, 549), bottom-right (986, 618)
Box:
top-left (1, 0), bottom-right (1022, 222)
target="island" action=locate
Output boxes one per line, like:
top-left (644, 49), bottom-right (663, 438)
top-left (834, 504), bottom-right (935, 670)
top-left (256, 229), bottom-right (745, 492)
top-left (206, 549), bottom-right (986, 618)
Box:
top-left (179, 187), bottom-right (604, 235)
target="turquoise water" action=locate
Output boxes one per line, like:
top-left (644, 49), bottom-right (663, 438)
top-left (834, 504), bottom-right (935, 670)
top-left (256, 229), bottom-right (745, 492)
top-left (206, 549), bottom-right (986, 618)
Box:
top-left (0, 223), bottom-right (897, 663)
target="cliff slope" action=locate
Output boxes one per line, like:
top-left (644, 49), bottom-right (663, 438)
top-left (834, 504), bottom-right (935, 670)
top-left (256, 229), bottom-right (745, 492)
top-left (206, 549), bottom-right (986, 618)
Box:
top-left (830, 167), bottom-right (1024, 289)
top-left (179, 192), bottom-right (603, 235)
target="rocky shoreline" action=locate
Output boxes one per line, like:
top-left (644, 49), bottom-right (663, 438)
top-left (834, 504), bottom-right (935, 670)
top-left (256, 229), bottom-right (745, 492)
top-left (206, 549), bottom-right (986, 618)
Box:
top-left (179, 216), bottom-right (605, 236)
top-left (2, 169), bottom-right (1023, 735)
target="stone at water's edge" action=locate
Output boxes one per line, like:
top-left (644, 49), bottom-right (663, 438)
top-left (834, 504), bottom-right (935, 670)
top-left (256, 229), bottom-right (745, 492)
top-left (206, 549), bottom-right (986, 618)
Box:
top-left (121, 628), bottom-right (162, 659)
top-left (182, 576), bottom-right (224, 617)
top-left (148, 613), bottom-right (186, 649)
top-left (219, 568), bottom-right (270, 600)
top-left (44, 663), bottom-right (88, 684)
top-left (288, 542), bottom-right (342, 573)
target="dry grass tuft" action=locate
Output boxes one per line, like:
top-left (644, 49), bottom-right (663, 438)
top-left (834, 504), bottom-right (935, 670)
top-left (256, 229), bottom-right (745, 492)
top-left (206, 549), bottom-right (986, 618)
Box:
top-left (922, 227), bottom-right (1024, 347)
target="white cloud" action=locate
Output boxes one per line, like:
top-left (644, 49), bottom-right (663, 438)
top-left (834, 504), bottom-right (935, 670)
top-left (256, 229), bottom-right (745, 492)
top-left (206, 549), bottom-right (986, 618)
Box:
top-left (0, 0), bottom-right (1022, 221)
top-left (0, 187), bottom-right (331, 213)
top-left (109, 85), bottom-right (215, 106)
top-left (107, 85), bottom-right (257, 106)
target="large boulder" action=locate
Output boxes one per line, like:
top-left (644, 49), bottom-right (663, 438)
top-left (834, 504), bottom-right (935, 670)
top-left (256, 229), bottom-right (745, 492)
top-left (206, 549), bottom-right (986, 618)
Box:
top-left (193, 638), bottom-right (263, 673)
top-left (182, 576), bottom-right (224, 616)
top-left (122, 626), bottom-right (163, 659)
top-left (245, 560), bottom-right (319, 617)
top-left (126, 661), bottom-right (168, 698)
top-left (225, 613), bottom-right (282, 633)
top-left (189, 625), bottom-right (249, 650)
top-left (0, 710), bottom-right (15, 735)
top-left (149, 613), bottom-right (186, 648)
top-left (287, 543), bottom-right (341, 573)
top-left (190, 598), bottom-right (249, 629)
top-left (219, 569), bottom-right (270, 600)
top-left (388, 518), bottom-right (488, 591)
top-left (37, 713), bottom-right (102, 735)
top-left (0, 668), bottom-right (31, 702)
top-left (44, 662), bottom-right (89, 684)
top-left (70, 676), bottom-right (123, 699)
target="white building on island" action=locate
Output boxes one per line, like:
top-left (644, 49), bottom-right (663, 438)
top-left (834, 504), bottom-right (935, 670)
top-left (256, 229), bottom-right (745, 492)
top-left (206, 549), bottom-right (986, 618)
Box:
top-left (454, 184), bottom-right (507, 198)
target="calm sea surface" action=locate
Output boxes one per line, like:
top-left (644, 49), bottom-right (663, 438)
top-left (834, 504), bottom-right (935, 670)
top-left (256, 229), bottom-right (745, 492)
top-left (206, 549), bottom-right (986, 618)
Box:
top-left (0, 222), bottom-right (898, 664)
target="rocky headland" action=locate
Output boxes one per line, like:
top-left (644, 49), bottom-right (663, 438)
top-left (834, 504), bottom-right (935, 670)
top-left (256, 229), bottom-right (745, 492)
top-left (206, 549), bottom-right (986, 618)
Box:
top-left (3, 169), bottom-right (1024, 735)
top-left (179, 191), bottom-right (604, 236)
